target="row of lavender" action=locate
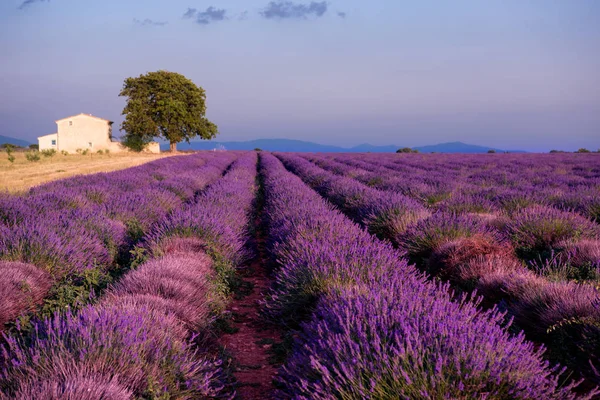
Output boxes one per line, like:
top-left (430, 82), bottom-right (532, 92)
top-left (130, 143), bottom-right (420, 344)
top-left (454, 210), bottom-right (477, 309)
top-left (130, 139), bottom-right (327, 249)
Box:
top-left (0, 152), bottom-right (258, 398)
top-left (0, 152), bottom-right (237, 332)
top-left (260, 152), bottom-right (593, 399)
top-left (278, 152), bottom-right (600, 388)
top-left (325, 152), bottom-right (600, 224)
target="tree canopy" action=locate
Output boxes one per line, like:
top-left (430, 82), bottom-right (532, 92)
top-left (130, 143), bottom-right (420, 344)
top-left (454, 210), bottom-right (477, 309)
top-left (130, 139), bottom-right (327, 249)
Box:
top-left (396, 147), bottom-right (418, 154)
top-left (119, 70), bottom-right (218, 152)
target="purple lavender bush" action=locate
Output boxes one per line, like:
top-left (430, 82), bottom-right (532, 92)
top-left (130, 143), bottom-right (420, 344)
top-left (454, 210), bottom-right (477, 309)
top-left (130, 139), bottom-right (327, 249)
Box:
top-left (4, 373), bottom-right (133, 400)
top-left (506, 205), bottom-right (599, 260)
top-left (0, 303), bottom-right (224, 398)
top-left (399, 212), bottom-right (503, 267)
top-left (427, 235), bottom-right (517, 282)
top-left (0, 261), bottom-right (52, 329)
top-left (277, 282), bottom-right (587, 399)
top-left (105, 251), bottom-right (222, 331)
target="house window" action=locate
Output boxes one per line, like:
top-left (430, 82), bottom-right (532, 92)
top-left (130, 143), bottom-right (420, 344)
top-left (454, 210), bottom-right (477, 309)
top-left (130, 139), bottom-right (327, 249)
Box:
top-left (88, 142), bottom-right (93, 148)
top-left (69, 121), bottom-right (73, 126)
top-left (51, 140), bottom-right (56, 146)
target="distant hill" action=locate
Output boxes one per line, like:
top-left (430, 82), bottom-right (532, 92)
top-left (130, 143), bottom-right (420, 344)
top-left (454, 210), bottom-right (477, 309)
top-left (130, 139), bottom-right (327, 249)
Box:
top-left (0, 135), bottom-right (31, 148)
top-left (168, 139), bottom-right (525, 153)
top-left (413, 141), bottom-right (526, 154)
top-left (171, 139), bottom-right (346, 152)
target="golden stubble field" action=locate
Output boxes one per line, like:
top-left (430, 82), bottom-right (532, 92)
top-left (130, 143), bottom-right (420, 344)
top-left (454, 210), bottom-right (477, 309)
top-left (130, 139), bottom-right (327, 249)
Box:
top-left (0, 151), bottom-right (175, 193)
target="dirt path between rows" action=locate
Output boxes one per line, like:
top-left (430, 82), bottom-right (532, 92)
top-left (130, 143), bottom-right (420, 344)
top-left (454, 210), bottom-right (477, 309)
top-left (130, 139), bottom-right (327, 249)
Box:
top-left (218, 212), bottom-right (282, 399)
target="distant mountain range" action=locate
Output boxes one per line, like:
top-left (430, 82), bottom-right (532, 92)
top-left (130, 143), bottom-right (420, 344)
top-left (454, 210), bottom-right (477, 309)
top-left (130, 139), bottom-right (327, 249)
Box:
top-left (0, 135), bottom-right (32, 148)
top-left (169, 139), bottom-right (526, 153)
top-left (0, 134), bottom-right (525, 153)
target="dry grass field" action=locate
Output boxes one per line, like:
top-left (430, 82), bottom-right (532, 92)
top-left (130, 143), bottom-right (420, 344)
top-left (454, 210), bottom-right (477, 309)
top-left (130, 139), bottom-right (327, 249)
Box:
top-left (0, 151), bottom-right (173, 193)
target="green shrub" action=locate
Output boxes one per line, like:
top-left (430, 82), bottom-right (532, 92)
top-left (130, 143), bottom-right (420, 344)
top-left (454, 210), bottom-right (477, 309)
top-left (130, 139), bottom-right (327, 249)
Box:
top-left (25, 151), bottom-right (41, 162)
top-left (41, 149), bottom-right (57, 158)
top-left (61, 150), bottom-right (69, 156)
top-left (5, 144), bottom-right (15, 164)
top-left (396, 147), bottom-right (418, 154)
top-left (29, 144), bottom-right (39, 150)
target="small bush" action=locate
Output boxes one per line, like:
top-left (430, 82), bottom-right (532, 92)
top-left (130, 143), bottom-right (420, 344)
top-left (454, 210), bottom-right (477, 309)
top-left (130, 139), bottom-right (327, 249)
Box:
top-left (0, 261), bottom-right (52, 328)
top-left (533, 240), bottom-right (600, 282)
top-left (81, 149), bottom-right (90, 156)
top-left (427, 235), bottom-right (515, 281)
top-left (436, 193), bottom-right (498, 215)
top-left (576, 148), bottom-right (591, 153)
top-left (41, 149), bottom-right (57, 158)
top-left (399, 213), bottom-right (499, 266)
top-left (396, 147), bottom-right (418, 154)
top-left (365, 204), bottom-right (431, 245)
top-left (254, 148), bottom-right (262, 152)
top-left (5, 144), bottom-right (15, 164)
top-left (28, 144), bottom-right (39, 150)
top-left (96, 149), bottom-right (105, 155)
top-left (506, 206), bottom-right (599, 260)
top-left (487, 149), bottom-right (496, 154)
top-left (25, 151), bottom-right (41, 162)
top-left (76, 148), bottom-right (83, 154)
top-left (61, 150), bottom-right (69, 156)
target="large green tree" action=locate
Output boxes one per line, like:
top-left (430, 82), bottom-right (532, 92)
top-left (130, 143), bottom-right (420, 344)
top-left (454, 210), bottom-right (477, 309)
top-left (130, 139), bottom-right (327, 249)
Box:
top-left (119, 70), bottom-right (218, 152)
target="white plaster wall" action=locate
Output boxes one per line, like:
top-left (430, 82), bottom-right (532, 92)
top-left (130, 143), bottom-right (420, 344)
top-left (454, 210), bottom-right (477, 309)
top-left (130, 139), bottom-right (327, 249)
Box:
top-left (144, 142), bottom-right (161, 154)
top-left (56, 115), bottom-right (117, 153)
top-left (38, 134), bottom-right (58, 151)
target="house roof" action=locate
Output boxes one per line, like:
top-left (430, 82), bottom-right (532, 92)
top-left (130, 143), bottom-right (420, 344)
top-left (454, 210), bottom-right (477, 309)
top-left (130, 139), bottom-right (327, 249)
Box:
top-left (37, 133), bottom-right (58, 139)
top-left (55, 113), bottom-right (113, 124)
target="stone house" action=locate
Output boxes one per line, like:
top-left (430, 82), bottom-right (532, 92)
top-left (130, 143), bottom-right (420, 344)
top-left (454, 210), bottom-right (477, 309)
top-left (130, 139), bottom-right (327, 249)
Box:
top-left (38, 113), bottom-right (160, 154)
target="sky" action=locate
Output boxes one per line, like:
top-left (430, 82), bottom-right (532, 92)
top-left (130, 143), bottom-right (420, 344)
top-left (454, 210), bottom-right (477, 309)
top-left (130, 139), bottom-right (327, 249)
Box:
top-left (0, 0), bottom-right (599, 152)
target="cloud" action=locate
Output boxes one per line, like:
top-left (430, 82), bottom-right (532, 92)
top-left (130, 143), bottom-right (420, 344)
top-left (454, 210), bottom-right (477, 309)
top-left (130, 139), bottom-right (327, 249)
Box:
top-left (337, 11), bottom-right (346, 19)
top-left (183, 8), bottom-right (197, 19)
top-left (18, 0), bottom-right (48, 10)
top-left (195, 6), bottom-right (227, 25)
top-left (260, 1), bottom-right (328, 20)
top-left (238, 10), bottom-right (249, 21)
top-left (133, 18), bottom-right (168, 27)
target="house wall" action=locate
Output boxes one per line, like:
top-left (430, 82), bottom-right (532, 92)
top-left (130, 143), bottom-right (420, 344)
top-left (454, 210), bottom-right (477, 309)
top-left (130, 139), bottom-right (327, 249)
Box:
top-left (56, 115), bottom-right (116, 153)
top-left (144, 142), bottom-right (161, 154)
top-left (107, 141), bottom-right (125, 153)
top-left (38, 134), bottom-right (58, 151)
top-left (38, 114), bottom-right (161, 154)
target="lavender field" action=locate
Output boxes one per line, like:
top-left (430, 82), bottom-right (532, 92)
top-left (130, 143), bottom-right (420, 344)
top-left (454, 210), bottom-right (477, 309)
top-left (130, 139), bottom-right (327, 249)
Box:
top-left (1, 151), bottom-right (599, 399)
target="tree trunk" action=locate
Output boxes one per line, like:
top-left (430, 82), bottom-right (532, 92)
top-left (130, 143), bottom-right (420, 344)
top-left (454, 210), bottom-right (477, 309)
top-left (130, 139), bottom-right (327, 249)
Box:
top-left (170, 142), bottom-right (177, 153)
